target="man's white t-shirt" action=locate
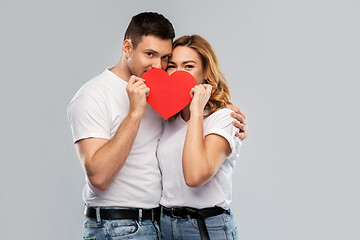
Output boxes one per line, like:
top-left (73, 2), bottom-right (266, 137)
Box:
top-left (157, 108), bottom-right (241, 210)
top-left (67, 69), bottom-right (164, 208)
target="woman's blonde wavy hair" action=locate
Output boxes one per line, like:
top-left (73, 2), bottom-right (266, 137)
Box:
top-left (172, 35), bottom-right (231, 117)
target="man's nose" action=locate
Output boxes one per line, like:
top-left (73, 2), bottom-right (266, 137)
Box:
top-left (151, 58), bottom-right (162, 69)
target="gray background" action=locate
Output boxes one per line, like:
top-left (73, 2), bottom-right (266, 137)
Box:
top-left (1, 0), bottom-right (359, 239)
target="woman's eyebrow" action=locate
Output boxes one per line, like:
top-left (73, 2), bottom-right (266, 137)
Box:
top-left (168, 60), bottom-right (196, 65)
top-left (183, 60), bottom-right (196, 64)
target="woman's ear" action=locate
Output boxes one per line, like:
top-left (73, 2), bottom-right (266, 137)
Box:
top-left (123, 39), bottom-right (133, 58)
top-left (203, 71), bottom-right (208, 83)
top-left (203, 75), bottom-right (208, 84)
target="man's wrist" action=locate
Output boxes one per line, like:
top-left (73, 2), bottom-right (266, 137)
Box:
top-left (128, 110), bottom-right (145, 121)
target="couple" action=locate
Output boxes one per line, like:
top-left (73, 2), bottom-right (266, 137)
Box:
top-left (68, 12), bottom-right (248, 240)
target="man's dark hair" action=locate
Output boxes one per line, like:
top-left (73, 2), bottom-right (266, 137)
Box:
top-left (124, 12), bottom-right (175, 48)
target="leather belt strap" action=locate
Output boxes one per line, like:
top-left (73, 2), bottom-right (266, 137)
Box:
top-left (85, 206), bottom-right (160, 222)
top-left (197, 217), bottom-right (210, 240)
top-left (163, 206), bottom-right (227, 240)
top-left (162, 206), bottom-right (226, 219)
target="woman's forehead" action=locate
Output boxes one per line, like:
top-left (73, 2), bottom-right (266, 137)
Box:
top-left (171, 46), bottom-right (201, 63)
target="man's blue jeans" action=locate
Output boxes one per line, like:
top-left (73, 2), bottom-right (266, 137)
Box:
top-left (160, 209), bottom-right (239, 240)
top-left (83, 208), bottom-right (160, 240)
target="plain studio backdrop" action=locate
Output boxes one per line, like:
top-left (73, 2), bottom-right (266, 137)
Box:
top-left (0, 0), bottom-right (359, 239)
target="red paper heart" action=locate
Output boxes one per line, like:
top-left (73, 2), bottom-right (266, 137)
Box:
top-left (143, 68), bottom-right (196, 119)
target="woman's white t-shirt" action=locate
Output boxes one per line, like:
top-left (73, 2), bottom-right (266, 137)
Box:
top-left (157, 108), bottom-right (241, 210)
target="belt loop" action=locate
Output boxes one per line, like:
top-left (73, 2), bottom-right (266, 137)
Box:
top-left (96, 207), bottom-right (101, 225)
top-left (160, 206), bottom-right (163, 219)
top-left (138, 209), bottom-right (142, 225)
top-left (151, 208), bottom-right (155, 222)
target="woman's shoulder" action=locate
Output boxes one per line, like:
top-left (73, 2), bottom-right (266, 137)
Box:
top-left (206, 107), bottom-right (234, 121)
top-left (203, 108), bottom-right (235, 131)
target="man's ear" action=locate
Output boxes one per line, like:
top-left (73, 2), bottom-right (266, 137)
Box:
top-left (123, 39), bottom-right (133, 58)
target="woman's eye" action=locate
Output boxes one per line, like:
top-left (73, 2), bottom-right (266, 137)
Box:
top-left (185, 65), bottom-right (194, 69)
top-left (167, 65), bottom-right (175, 69)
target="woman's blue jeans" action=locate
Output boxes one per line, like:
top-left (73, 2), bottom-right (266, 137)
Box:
top-left (160, 209), bottom-right (239, 240)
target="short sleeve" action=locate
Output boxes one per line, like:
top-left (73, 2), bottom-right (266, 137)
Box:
top-left (67, 94), bottom-right (111, 143)
top-left (203, 108), bottom-right (242, 159)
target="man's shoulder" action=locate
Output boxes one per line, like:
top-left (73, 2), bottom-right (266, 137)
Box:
top-left (81, 70), bottom-right (112, 91)
top-left (72, 70), bottom-right (123, 101)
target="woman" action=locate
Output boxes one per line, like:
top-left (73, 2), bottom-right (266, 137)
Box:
top-left (157, 35), bottom-right (241, 240)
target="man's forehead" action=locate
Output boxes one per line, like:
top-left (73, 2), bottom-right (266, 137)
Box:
top-left (137, 35), bottom-right (173, 49)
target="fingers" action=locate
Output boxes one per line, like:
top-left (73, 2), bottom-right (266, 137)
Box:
top-left (189, 84), bottom-right (212, 113)
top-left (227, 104), bottom-right (246, 119)
top-left (126, 75), bottom-right (149, 117)
top-left (136, 84), bottom-right (150, 95)
top-left (226, 103), bottom-right (237, 112)
top-left (190, 86), bottom-right (202, 98)
top-left (232, 119), bottom-right (242, 130)
top-left (232, 120), bottom-right (246, 131)
top-left (127, 75), bottom-right (148, 92)
top-left (128, 75), bottom-right (144, 86)
top-left (131, 80), bottom-right (145, 90)
top-left (191, 84), bottom-right (212, 97)
top-left (230, 112), bottom-right (245, 123)
top-left (235, 131), bottom-right (247, 141)
top-left (126, 75), bottom-right (150, 101)
top-left (204, 84), bottom-right (212, 97)
top-left (237, 108), bottom-right (246, 119)
top-left (190, 88), bottom-right (195, 98)
top-left (230, 111), bottom-right (248, 141)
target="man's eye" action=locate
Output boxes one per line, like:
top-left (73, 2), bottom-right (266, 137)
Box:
top-left (146, 52), bottom-right (154, 57)
top-left (162, 56), bottom-right (169, 60)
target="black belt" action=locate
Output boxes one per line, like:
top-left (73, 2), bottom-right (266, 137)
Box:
top-left (163, 206), bottom-right (227, 240)
top-left (85, 206), bottom-right (160, 222)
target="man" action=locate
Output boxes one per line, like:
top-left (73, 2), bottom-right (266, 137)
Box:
top-left (67, 12), bottom-right (248, 240)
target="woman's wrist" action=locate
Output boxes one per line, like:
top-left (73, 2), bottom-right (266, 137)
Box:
top-left (190, 111), bottom-right (203, 119)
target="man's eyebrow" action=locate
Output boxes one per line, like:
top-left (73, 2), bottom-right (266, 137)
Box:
top-left (144, 49), bottom-right (158, 54)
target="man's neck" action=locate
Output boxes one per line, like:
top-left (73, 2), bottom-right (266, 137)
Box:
top-left (110, 57), bottom-right (131, 82)
top-left (181, 105), bottom-right (191, 122)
